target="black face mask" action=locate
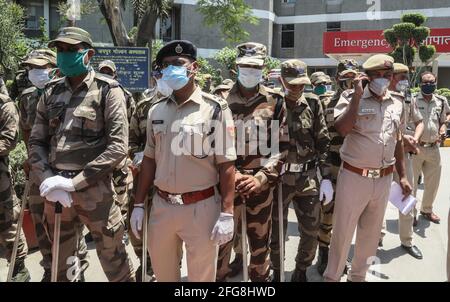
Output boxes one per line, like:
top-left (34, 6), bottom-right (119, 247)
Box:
top-left (421, 83), bottom-right (436, 95)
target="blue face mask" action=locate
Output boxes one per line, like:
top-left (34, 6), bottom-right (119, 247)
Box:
top-left (421, 83), bottom-right (436, 95)
top-left (57, 49), bottom-right (90, 77)
top-left (161, 65), bottom-right (191, 91)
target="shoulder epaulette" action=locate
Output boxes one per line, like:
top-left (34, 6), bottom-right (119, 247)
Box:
top-left (203, 92), bottom-right (229, 110)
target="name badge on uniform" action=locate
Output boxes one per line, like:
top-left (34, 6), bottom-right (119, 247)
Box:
top-left (359, 108), bottom-right (376, 115)
top-left (152, 120), bottom-right (164, 124)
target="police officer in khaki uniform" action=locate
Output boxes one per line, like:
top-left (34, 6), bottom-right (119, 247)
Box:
top-left (411, 71), bottom-right (450, 224)
top-left (385, 63), bottom-right (424, 259)
top-left (29, 27), bottom-right (135, 282)
top-left (130, 40), bottom-right (237, 282)
top-left (323, 54), bottom-right (412, 282)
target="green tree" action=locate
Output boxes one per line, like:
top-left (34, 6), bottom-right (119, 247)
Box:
top-left (0, 0), bottom-right (27, 76)
top-left (197, 0), bottom-right (259, 44)
top-left (383, 13), bottom-right (435, 86)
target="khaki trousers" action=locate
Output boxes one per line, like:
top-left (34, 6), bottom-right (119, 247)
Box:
top-left (324, 168), bottom-right (392, 282)
top-left (148, 192), bottom-right (220, 282)
top-left (412, 145), bottom-right (441, 214)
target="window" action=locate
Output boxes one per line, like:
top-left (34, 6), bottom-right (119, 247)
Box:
top-left (326, 22), bottom-right (341, 32)
top-left (281, 24), bottom-right (295, 48)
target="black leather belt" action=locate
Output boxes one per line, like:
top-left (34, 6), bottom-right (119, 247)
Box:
top-left (53, 169), bottom-right (82, 178)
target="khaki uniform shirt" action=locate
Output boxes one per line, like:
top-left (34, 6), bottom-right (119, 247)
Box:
top-left (335, 87), bottom-right (404, 169)
top-left (144, 86), bottom-right (237, 194)
top-left (413, 93), bottom-right (449, 143)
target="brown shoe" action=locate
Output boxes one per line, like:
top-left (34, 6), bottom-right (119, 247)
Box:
top-left (420, 211), bottom-right (440, 223)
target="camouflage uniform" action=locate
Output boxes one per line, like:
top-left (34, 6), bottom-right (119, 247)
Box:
top-left (215, 76), bottom-right (287, 281)
top-left (9, 70), bottom-right (32, 101)
top-left (29, 27), bottom-right (134, 282)
top-left (270, 60), bottom-right (331, 281)
top-left (0, 76), bottom-right (8, 96)
top-left (0, 93), bottom-right (30, 281)
top-left (98, 60), bottom-right (136, 223)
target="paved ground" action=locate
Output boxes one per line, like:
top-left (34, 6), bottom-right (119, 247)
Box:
top-left (1, 149), bottom-right (449, 282)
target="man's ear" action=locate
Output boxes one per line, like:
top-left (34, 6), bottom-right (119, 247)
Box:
top-left (87, 48), bottom-right (95, 60)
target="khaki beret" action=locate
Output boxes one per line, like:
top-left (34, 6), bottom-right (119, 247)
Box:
top-left (393, 63), bottom-right (409, 74)
top-left (362, 54), bottom-right (394, 71)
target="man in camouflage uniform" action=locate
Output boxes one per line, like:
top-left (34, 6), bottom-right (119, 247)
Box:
top-left (29, 27), bottom-right (134, 282)
top-left (18, 49), bottom-right (89, 281)
top-left (98, 60), bottom-right (135, 237)
top-left (313, 60), bottom-right (359, 275)
top-left (215, 42), bottom-right (287, 282)
top-left (9, 68), bottom-right (33, 101)
top-left (270, 60), bottom-right (332, 282)
top-left (0, 93), bottom-right (30, 282)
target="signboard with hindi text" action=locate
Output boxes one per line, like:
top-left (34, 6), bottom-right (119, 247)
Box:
top-left (91, 47), bottom-right (149, 93)
top-left (323, 28), bottom-right (450, 54)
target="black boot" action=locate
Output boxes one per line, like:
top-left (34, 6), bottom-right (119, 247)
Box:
top-left (317, 246), bottom-right (329, 276)
top-left (41, 268), bottom-right (51, 282)
top-left (228, 254), bottom-right (243, 278)
top-left (290, 268), bottom-right (307, 282)
top-left (11, 258), bottom-right (31, 282)
top-left (271, 269), bottom-right (280, 282)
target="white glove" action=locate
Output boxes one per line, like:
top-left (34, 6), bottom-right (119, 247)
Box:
top-left (130, 205), bottom-right (144, 240)
top-left (320, 179), bottom-right (334, 205)
top-left (132, 152), bottom-right (144, 167)
top-left (40, 176), bottom-right (75, 197)
top-left (45, 189), bottom-right (73, 208)
top-left (210, 212), bottom-right (234, 246)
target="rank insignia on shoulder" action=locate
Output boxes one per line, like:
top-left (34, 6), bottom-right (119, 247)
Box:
top-left (152, 120), bottom-right (164, 124)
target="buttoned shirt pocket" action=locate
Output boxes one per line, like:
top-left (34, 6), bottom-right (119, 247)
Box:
top-left (181, 122), bottom-right (210, 159)
top-left (47, 102), bottom-right (66, 136)
top-left (73, 106), bottom-right (104, 145)
top-left (152, 124), bottom-right (167, 158)
top-left (383, 110), bottom-right (401, 138)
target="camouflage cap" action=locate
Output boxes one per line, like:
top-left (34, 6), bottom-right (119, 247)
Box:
top-left (48, 27), bottom-right (93, 48)
top-left (22, 49), bottom-right (57, 67)
top-left (281, 59), bottom-right (310, 85)
top-left (236, 42), bottom-right (267, 67)
top-left (310, 71), bottom-right (329, 86)
top-left (362, 54), bottom-right (394, 71)
top-left (393, 63), bottom-right (409, 74)
top-left (98, 60), bottom-right (117, 73)
top-left (337, 59), bottom-right (359, 76)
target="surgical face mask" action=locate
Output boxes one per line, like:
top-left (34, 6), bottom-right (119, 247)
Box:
top-left (421, 83), bottom-right (436, 95)
top-left (237, 67), bottom-right (262, 89)
top-left (369, 78), bottom-right (390, 96)
top-left (325, 84), bottom-right (333, 92)
top-left (156, 78), bottom-right (173, 97)
top-left (28, 68), bottom-right (50, 89)
top-left (314, 84), bottom-right (327, 95)
top-left (396, 80), bottom-right (409, 92)
top-left (161, 65), bottom-right (192, 91)
top-left (57, 49), bottom-right (90, 77)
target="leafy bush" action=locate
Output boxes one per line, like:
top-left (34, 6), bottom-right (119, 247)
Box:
top-left (401, 13), bottom-right (427, 27)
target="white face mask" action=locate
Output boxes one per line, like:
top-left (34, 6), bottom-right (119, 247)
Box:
top-left (369, 78), bottom-right (390, 96)
top-left (29, 68), bottom-right (50, 89)
top-left (395, 80), bottom-right (409, 92)
top-left (237, 67), bottom-right (262, 89)
top-left (156, 78), bottom-right (173, 97)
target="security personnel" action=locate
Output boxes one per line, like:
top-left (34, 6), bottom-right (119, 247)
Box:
top-left (127, 62), bottom-right (168, 282)
top-left (0, 93), bottom-right (30, 281)
top-left (18, 49), bottom-right (89, 281)
top-left (214, 42), bottom-right (287, 282)
top-left (9, 69), bottom-right (33, 101)
top-left (270, 60), bottom-right (332, 282)
top-left (386, 63), bottom-right (424, 259)
top-left (98, 59), bottom-right (135, 239)
top-left (130, 40), bottom-right (237, 282)
top-left (324, 54), bottom-right (412, 282)
top-left (314, 60), bottom-right (359, 275)
top-left (411, 71), bottom-right (449, 224)
top-left (29, 27), bottom-right (135, 282)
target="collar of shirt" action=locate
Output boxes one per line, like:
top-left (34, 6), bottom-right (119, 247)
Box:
top-left (418, 92), bottom-right (437, 104)
top-left (286, 93), bottom-right (309, 110)
top-left (63, 69), bottom-right (95, 93)
top-left (231, 83), bottom-right (268, 103)
top-left (167, 86), bottom-right (203, 107)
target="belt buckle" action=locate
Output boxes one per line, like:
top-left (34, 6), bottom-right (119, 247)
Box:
top-left (291, 164), bottom-right (302, 173)
top-left (364, 169), bottom-right (381, 178)
top-left (423, 143), bottom-right (432, 147)
top-left (167, 194), bottom-right (184, 205)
